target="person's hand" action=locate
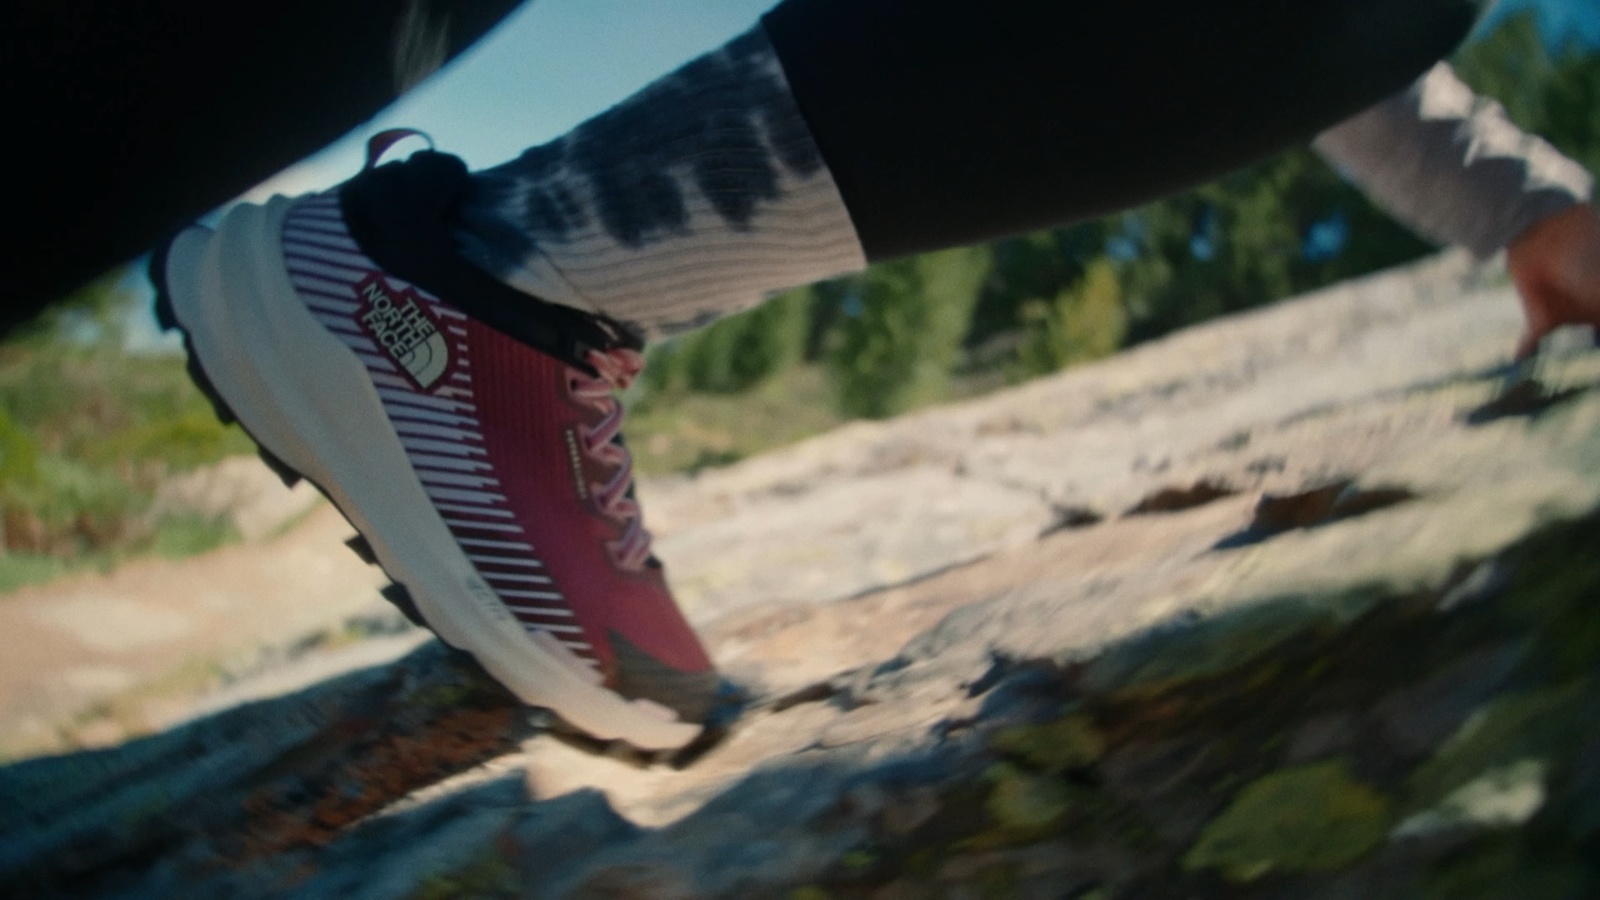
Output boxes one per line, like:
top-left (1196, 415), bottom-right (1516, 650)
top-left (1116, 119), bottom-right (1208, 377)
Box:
top-left (1505, 202), bottom-right (1600, 360)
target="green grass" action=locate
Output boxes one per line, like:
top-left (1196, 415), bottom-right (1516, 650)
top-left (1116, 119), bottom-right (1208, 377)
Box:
top-left (0, 553), bottom-right (75, 594)
top-left (626, 357), bottom-right (1020, 478)
top-left (0, 533), bottom-right (243, 594)
top-left (626, 363), bottom-right (850, 476)
top-left (0, 285), bottom-right (256, 593)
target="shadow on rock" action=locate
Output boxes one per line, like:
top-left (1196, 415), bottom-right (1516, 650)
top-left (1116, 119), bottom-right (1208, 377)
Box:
top-left (1215, 479), bottom-right (1418, 549)
top-left (1465, 377), bottom-right (1587, 425)
top-left (4, 510), bottom-right (1598, 899)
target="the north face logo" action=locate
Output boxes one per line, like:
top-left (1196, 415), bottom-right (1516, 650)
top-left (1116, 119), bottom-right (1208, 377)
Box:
top-left (356, 276), bottom-right (450, 390)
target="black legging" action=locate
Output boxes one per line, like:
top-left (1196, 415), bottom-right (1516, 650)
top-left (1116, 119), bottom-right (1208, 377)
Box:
top-left (9, 0), bottom-right (522, 330)
top-left (7, 0), bottom-right (1472, 330)
top-left (768, 0), bottom-right (1474, 261)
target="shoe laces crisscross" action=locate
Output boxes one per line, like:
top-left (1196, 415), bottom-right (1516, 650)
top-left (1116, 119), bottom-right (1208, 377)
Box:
top-left (569, 348), bottom-right (652, 571)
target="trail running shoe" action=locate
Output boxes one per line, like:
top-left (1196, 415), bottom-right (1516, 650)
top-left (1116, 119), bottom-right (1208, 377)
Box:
top-left (151, 135), bottom-right (717, 751)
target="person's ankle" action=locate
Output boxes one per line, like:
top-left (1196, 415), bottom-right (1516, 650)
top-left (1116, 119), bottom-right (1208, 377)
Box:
top-left (451, 24), bottom-right (865, 339)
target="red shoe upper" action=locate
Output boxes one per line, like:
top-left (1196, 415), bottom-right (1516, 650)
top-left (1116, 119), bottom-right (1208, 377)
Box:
top-left (282, 192), bottom-right (713, 687)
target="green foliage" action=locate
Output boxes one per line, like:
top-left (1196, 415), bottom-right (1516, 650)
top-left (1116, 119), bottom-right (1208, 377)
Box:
top-left (825, 262), bottom-right (918, 419)
top-left (0, 271), bottom-right (255, 585)
top-left (1113, 147), bottom-right (1435, 343)
top-left (1455, 11), bottom-right (1600, 176)
top-left (1183, 759), bottom-right (1393, 881)
top-left (1015, 259), bottom-right (1127, 377)
top-left (828, 246), bottom-right (991, 419)
top-left (984, 766), bottom-right (1073, 833)
top-left (967, 224), bottom-right (1107, 351)
top-left (643, 287), bottom-right (812, 395)
top-left (149, 512), bottom-right (240, 560)
top-left (0, 406), bottom-right (39, 489)
top-left (626, 363), bottom-right (846, 476)
top-left (1423, 838), bottom-right (1594, 900)
top-left (89, 411), bottom-right (254, 472)
top-left (1404, 683), bottom-right (1588, 817)
top-left (0, 553), bottom-right (72, 595)
top-left (988, 713), bottom-right (1107, 773)
top-left (408, 852), bottom-right (520, 900)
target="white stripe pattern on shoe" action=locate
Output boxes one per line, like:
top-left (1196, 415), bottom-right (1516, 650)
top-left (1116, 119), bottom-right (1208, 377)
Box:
top-left (281, 196), bottom-right (598, 666)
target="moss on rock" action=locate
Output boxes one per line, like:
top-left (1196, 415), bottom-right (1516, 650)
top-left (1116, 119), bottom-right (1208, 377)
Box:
top-left (1183, 759), bottom-right (1392, 882)
top-left (1404, 683), bottom-right (1588, 816)
top-left (984, 768), bottom-right (1074, 833)
top-left (989, 713), bottom-right (1106, 772)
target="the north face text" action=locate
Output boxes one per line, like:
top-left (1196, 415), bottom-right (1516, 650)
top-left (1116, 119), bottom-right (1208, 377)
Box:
top-left (358, 277), bottom-right (450, 390)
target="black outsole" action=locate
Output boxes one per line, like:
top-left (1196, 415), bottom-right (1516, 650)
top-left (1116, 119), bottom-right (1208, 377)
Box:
top-left (147, 240), bottom-right (735, 764)
top-left (344, 534), bottom-right (379, 565)
top-left (379, 583), bottom-right (429, 629)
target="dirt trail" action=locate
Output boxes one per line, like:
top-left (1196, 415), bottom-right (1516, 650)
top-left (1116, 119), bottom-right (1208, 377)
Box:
top-left (0, 502), bottom-right (390, 756)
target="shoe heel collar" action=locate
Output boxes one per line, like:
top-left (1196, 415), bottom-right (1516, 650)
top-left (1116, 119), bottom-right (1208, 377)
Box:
top-left (339, 150), bottom-right (640, 375)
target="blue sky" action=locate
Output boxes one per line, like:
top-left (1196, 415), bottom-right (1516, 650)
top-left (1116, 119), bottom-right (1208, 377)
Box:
top-left (246, 1), bottom-right (775, 198)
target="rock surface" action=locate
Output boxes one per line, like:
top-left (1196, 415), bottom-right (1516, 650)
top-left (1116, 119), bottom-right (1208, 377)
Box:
top-left (3, 251), bottom-right (1598, 898)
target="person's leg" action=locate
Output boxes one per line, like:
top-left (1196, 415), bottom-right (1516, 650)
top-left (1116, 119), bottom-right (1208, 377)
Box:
top-left (7, 0), bottom-right (523, 330)
top-left (151, 0), bottom-right (1475, 750)
top-left (764, 0), bottom-right (1476, 260)
top-left (452, 0), bottom-right (1474, 336)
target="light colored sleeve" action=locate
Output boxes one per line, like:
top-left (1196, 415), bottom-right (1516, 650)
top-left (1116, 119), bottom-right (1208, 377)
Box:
top-left (1312, 61), bottom-right (1594, 258)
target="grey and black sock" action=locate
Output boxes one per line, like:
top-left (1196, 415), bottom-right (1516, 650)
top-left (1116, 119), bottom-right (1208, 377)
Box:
top-left (453, 25), bottom-right (864, 338)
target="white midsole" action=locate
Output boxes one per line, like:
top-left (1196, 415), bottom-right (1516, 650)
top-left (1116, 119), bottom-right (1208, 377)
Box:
top-left (162, 197), bottom-right (699, 750)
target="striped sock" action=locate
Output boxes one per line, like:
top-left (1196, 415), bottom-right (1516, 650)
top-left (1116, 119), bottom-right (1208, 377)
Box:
top-left (452, 25), bottom-right (865, 338)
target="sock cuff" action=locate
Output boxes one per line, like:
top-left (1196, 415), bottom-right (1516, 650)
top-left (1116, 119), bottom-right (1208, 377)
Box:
top-left (542, 156), bottom-right (865, 336)
top-left (453, 24), bottom-right (865, 338)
